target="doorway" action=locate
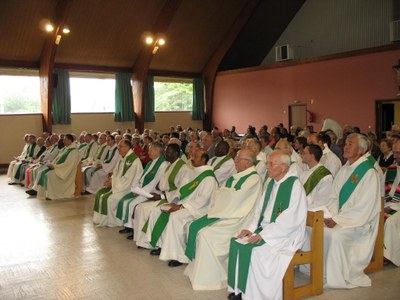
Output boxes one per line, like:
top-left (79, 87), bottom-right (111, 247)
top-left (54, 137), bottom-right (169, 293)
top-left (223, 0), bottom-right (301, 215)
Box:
top-left (289, 104), bottom-right (307, 130)
top-left (376, 99), bottom-right (400, 139)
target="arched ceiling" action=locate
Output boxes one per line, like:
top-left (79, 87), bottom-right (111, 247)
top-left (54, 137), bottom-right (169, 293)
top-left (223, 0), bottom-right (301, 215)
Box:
top-left (0, 0), bottom-right (305, 74)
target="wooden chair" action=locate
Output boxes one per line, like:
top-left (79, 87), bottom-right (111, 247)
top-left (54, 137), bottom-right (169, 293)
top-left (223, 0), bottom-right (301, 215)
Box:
top-left (75, 161), bottom-right (83, 196)
top-left (364, 197), bottom-right (385, 273)
top-left (283, 210), bottom-right (324, 300)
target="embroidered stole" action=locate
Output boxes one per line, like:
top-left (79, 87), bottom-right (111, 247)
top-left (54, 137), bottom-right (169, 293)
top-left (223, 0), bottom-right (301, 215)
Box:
top-left (149, 169), bottom-right (216, 248)
top-left (185, 170), bottom-right (257, 261)
top-left (339, 160), bottom-right (372, 209)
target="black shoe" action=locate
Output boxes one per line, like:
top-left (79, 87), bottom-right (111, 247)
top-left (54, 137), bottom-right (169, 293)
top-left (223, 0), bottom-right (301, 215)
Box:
top-left (81, 191), bottom-right (91, 195)
top-left (119, 227), bottom-right (133, 234)
top-left (8, 182), bottom-right (17, 185)
top-left (127, 234), bottom-right (133, 240)
top-left (228, 293), bottom-right (242, 300)
top-left (150, 248), bottom-right (161, 256)
top-left (137, 246), bottom-right (146, 250)
top-left (168, 260), bottom-right (183, 267)
top-left (26, 189), bottom-right (37, 196)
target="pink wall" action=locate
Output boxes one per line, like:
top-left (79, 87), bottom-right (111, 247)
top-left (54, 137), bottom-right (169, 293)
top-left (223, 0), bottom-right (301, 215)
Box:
top-left (213, 49), bottom-right (400, 133)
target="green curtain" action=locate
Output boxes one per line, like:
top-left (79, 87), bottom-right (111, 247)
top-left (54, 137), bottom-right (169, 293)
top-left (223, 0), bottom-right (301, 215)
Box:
top-left (114, 73), bottom-right (135, 122)
top-left (52, 69), bottom-right (71, 124)
top-left (192, 77), bottom-right (204, 120)
top-left (144, 75), bottom-right (155, 122)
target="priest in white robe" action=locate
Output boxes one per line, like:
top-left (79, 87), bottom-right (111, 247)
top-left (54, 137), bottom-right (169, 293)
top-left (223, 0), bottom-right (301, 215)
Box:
top-left (155, 148), bottom-right (218, 266)
top-left (86, 135), bottom-right (119, 194)
top-left (93, 139), bottom-right (143, 227)
top-left (7, 134), bottom-right (30, 184)
top-left (324, 133), bottom-right (381, 289)
top-left (299, 144), bottom-right (333, 209)
top-left (115, 141), bottom-right (168, 238)
top-left (134, 143), bottom-right (190, 249)
top-left (184, 149), bottom-right (262, 290)
top-left (208, 140), bottom-right (236, 186)
top-left (36, 134), bottom-right (79, 200)
top-left (227, 150), bottom-right (307, 300)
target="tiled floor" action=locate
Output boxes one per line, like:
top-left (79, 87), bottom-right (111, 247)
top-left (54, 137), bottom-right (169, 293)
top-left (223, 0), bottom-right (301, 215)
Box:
top-left (0, 174), bottom-right (399, 299)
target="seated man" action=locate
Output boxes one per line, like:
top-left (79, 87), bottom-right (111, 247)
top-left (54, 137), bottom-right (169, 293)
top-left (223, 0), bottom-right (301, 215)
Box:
top-left (82, 133), bottom-right (108, 192)
top-left (36, 134), bottom-right (80, 200)
top-left (134, 143), bottom-right (190, 249)
top-left (80, 133), bottom-right (98, 166)
top-left (383, 139), bottom-right (400, 267)
top-left (85, 134), bottom-right (119, 194)
top-left (324, 133), bottom-right (381, 288)
top-left (184, 149), bottom-right (261, 290)
top-left (308, 132), bottom-right (342, 177)
top-left (208, 140), bottom-right (236, 186)
top-left (150, 148), bottom-right (218, 266)
top-left (245, 139), bottom-right (267, 178)
top-left (300, 144), bottom-right (333, 209)
top-left (7, 133), bottom-right (30, 184)
top-left (25, 134), bottom-right (60, 194)
top-left (8, 134), bottom-right (38, 185)
top-left (115, 141), bottom-right (168, 239)
top-left (227, 150), bottom-right (307, 300)
top-left (93, 139), bottom-right (142, 227)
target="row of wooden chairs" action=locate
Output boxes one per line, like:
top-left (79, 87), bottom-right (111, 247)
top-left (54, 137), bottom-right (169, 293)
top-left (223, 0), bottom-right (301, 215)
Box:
top-left (283, 199), bottom-right (384, 300)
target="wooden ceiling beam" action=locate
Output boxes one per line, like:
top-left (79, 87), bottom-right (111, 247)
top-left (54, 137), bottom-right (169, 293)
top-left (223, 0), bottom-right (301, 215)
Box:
top-left (202, 0), bottom-right (260, 131)
top-left (39, 0), bottom-right (73, 132)
top-left (132, 0), bottom-right (183, 132)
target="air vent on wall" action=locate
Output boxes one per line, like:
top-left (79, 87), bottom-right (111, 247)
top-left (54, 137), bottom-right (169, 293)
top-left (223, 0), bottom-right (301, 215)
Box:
top-left (275, 44), bottom-right (294, 62)
top-left (390, 20), bottom-right (400, 42)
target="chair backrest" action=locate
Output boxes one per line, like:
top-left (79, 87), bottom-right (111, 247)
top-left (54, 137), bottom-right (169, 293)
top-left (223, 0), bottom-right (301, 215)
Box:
top-left (307, 210), bottom-right (324, 254)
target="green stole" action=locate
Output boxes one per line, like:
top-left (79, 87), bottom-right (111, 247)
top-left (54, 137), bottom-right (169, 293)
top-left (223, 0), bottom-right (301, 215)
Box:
top-left (104, 146), bottom-right (118, 163)
top-left (141, 159), bottom-right (186, 233)
top-left (78, 143), bottom-right (87, 150)
top-left (96, 144), bottom-right (107, 160)
top-left (82, 142), bottom-right (95, 160)
top-left (116, 156), bottom-right (166, 223)
top-left (149, 169), bottom-right (216, 248)
top-left (185, 170), bottom-right (257, 261)
top-left (338, 160), bottom-right (372, 209)
top-left (384, 164), bottom-right (398, 199)
top-left (121, 152), bottom-right (138, 176)
top-left (167, 159), bottom-right (186, 190)
top-left (26, 143), bottom-right (36, 159)
top-left (212, 155), bottom-right (232, 171)
top-left (227, 176), bottom-right (297, 293)
top-left (14, 143), bottom-right (36, 179)
top-left (95, 152), bottom-right (138, 215)
top-left (38, 147), bottom-right (76, 187)
top-left (303, 165), bottom-right (331, 195)
top-left (93, 187), bottom-right (112, 214)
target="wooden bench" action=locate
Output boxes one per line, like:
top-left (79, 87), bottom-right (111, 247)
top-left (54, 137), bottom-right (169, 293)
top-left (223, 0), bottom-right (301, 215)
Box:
top-left (364, 197), bottom-right (385, 273)
top-left (75, 161), bottom-right (83, 196)
top-left (283, 210), bottom-right (324, 300)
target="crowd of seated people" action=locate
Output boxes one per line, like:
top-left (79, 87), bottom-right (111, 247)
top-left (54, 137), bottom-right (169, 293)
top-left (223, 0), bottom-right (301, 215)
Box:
top-left (6, 122), bottom-right (400, 300)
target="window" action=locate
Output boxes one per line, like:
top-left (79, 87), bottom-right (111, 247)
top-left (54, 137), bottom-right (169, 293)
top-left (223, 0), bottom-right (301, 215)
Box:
top-left (154, 77), bottom-right (193, 112)
top-left (69, 72), bottom-right (115, 113)
top-left (0, 71), bottom-right (41, 114)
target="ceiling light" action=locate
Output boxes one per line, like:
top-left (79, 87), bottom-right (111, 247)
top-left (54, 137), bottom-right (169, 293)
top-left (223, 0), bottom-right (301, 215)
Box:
top-left (158, 38), bottom-right (165, 46)
top-left (45, 23), bottom-right (54, 32)
top-left (145, 36), bottom-right (154, 44)
top-left (62, 27), bottom-right (70, 34)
